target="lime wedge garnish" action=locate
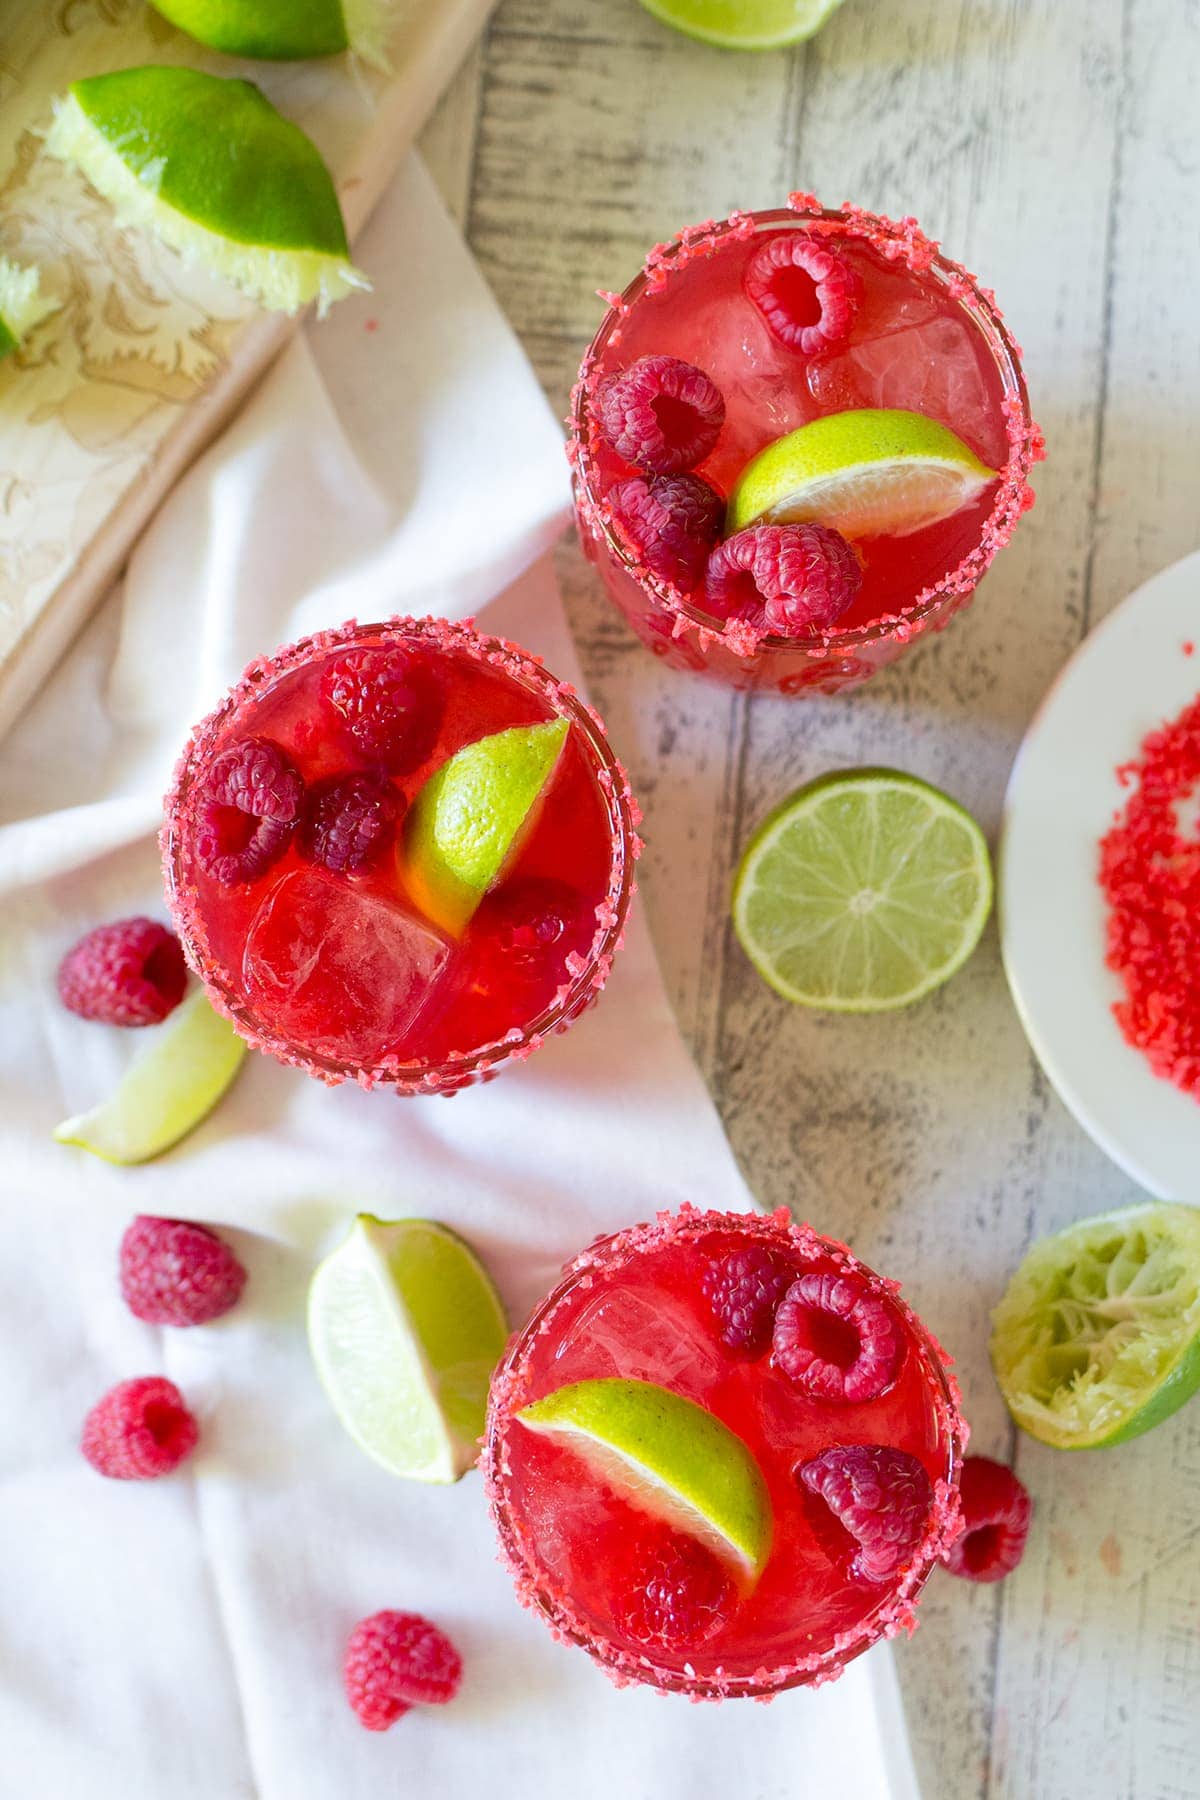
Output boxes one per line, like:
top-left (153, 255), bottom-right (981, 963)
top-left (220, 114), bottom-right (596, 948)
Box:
top-left (518, 1376), bottom-right (771, 1574)
top-left (991, 1204), bottom-right (1200, 1450)
top-left (149, 0), bottom-right (394, 67)
top-left (727, 409), bottom-right (999, 541)
top-left (308, 1215), bottom-right (508, 1483)
top-left (0, 255), bottom-right (55, 360)
top-left (404, 718), bottom-right (569, 936)
top-left (54, 990), bottom-right (246, 1164)
top-left (44, 67), bottom-right (368, 317)
top-left (636, 0), bottom-right (845, 50)
top-left (732, 768), bottom-right (992, 1013)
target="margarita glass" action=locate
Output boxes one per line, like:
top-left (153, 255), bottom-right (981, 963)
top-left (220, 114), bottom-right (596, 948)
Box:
top-left (485, 1206), bottom-right (965, 1698)
top-left (569, 197), bottom-right (1041, 694)
top-left (162, 617), bottom-right (639, 1096)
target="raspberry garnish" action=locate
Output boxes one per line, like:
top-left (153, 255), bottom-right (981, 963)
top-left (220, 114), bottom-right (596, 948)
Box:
top-left (798, 1444), bottom-right (933, 1582)
top-left (701, 1244), bottom-right (794, 1356)
top-left (321, 647), bottom-right (445, 774)
top-left (57, 917), bottom-right (187, 1027)
top-left (195, 737), bottom-right (303, 886)
top-left (612, 1526), bottom-right (736, 1652)
top-left (608, 472), bottom-right (724, 593)
top-left (705, 522), bottom-right (861, 636)
top-left (297, 771), bottom-right (400, 875)
top-left (597, 354), bottom-right (726, 474)
top-left (772, 1268), bottom-right (903, 1402)
top-left (81, 1376), bottom-right (199, 1480)
top-left (942, 1456), bottom-right (1032, 1583)
top-left (119, 1216), bottom-right (247, 1327)
top-left (343, 1610), bottom-right (462, 1732)
top-left (744, 234), bottom-right (862, 353)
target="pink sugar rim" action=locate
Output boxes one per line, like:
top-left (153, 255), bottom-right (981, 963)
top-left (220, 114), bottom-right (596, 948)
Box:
top-left (483, 1204), bottom-right (968, 1701)
top-left (569, 195), bottom-right (1045, 662)
top-left (160, 615), bottom-right (643, 1097)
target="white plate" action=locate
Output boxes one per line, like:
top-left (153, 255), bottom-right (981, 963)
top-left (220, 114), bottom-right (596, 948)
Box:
top-left (999, 550), bottom-right (1200, 1201)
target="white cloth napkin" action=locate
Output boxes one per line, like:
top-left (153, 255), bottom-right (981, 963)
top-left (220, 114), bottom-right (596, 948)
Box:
top-left (0, 155), bottom-right (920, 1800)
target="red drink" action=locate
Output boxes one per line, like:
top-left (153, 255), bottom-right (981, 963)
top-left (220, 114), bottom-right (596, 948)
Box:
top-left (162, 617), bottom-right (639, 1095)
top-left (486, 1207), bottom-right (965, 1698)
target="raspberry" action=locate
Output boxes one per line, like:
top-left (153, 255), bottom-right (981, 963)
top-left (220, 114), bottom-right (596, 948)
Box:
top-left (597, 354), bottom-right (726, 474)
top-left (942, 1456), bottom-right (1032, 1583)
top-left (705, 523), bottom-right (861, 636)
top-left (297, 771), bottom-right (400, 875)
top-left (119, 1216), bottom-right (247, 1327)
top-left (343, 1610), bottom-right (462, 1731)
top-left (612, 1526), bottom-right (736, 1652)
top-left (772, 1268), bottom-right (903, 1402)
top-left (744, 234), bottom-right (862, 353)
top-left (798, 1445), bottom-right (933, 1582)
top-left (81, 1376), bottom-right (199, 1480)
top-left (321, 647), bottom-right (445, 774)
top-left (195, 737), bottom-right (303, 886)
top-left (608, 473), bottom-right (724, 593)
top-left (701, 1244), bottom-right (793, 1356)
top-left (57, 917), bottom-right (186, 1027)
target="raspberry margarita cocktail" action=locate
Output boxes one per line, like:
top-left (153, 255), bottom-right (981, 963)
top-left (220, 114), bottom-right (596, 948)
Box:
top-left (485, 1207), bottom-right (965, 1697)
top-left (163, 618), bottom-right (639, 1095)
top-left (570, 196), bottom-right (1040, 693)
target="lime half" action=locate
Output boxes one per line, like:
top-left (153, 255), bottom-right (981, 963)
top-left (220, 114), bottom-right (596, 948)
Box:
top-left (991, 1204), bottom-right (1200, 1450)
top-left (518, 1376), bottom-right (771, 1574)
top-left (308, 1215), bottom-right (508, 1482)
top-left (45, 67), bottom-right (367, 316)
top-left (637, 0), bottom-right (845, 50)
top-left (733, 768), bottom-right (993, 1012)
top-left (0, 255), bottom-right (55, 359)
top-left (151, 0), bottom-right (394, 66)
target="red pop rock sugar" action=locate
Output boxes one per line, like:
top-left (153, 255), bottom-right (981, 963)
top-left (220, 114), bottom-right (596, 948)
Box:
top-left (1099, 692), bottom-right (1200, 1101)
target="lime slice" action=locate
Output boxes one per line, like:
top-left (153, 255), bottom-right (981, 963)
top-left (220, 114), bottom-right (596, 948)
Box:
top-left (990, 1203), bottom-right (1200, 1451)
top-left (44, 67), bottom-right (367, 317)
top-left (518, 1376), bottom-right (771, 1574)
top-left (404, 718), bottom-right (569, 936)
top-left (732, 768), bottom-right (993, 1012)
top-left (54, 990), bottom-right (246, 1164)
top-left (0, 255), bottom-right (55, 359)
top-left (308, 1215), bottom-right (508, 1483)
top-left (636, 0), bottom-right (845, 50)
top-left (727, 409), bottom-right (999, 541)
top-left (150, 0), bottom-right (394, 66)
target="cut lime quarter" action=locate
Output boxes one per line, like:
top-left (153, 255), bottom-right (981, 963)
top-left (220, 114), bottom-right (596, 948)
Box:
top-left (637, 0), bottom-right (846, 50)
top-left (0, 255), bottom-right (55, 360)
top-left (991, 1204), bottom-right (1200, 1451)
top-left (151, 0), bottom-right (395, 66)
top-left (732, 768), bottom-right (993, 1012)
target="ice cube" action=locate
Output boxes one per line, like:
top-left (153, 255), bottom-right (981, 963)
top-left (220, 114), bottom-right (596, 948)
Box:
top-left (807, 315), bottom-right (990, 434)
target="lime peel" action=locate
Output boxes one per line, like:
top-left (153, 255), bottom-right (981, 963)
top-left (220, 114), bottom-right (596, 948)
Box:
top-left (151, 0), bottom-right (397, 68)
top-left (637, 0), bottom-right (846, 50)
top-left (0, 256), bottom-right (55, 357)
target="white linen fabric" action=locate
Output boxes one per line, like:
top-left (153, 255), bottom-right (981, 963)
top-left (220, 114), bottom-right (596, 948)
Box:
top-left (0, 155), bottom-right (920, 1800)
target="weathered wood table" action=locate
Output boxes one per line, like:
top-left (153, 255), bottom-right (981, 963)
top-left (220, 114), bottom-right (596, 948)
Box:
top-left (421, 4), bottom-right (1200, 1795)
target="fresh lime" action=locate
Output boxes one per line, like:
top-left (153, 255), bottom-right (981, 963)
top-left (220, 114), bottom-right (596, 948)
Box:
top-left (45, 67), bottom-right (367, 316)
top-left (54, 990), bottom-right (246, 1164)
top-left (0, 255), bottom-right (54, 359)
top-left (637, 0), bottom-right (845, 50)
top-left (732, 768), bottom-right (993, 1012)
top-left (308, 1215), bottom-right (508, 1483)
top-left (151, 0), bottom-right (393, 66)
top-left (518, 1376), bottom-right (771, 1573)
top-left (726, 409), bottom-right (999, 541)
top-left (404, 718), bottom-right (569, 936)
top-left (991, 1203), bottom-right (1200, 1451)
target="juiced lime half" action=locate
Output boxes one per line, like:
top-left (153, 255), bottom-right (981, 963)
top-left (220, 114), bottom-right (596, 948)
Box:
top-left (0, 255), bottom-right (55, 359)
top-left (308, 1215), bottom-right (508, 1482)
top-left (733, 768), bottom-right (992, 1012)
top-left (518, 1376), bottom-right (771, 1574)
top-left (404, 718), bottom-right (569, 936)
top-left (44, 67), bottom-right (367, 316)
top-left (991, 1204), bottom-right (1200, 1451)
top-left (151, 0), bottom-right (395, 66)
top-left (54, 990), bottom-right (246, 1164)
top-left (637, 0), bottom-right (845, 50)
top-left (727, 409), bottom-right (999, 541)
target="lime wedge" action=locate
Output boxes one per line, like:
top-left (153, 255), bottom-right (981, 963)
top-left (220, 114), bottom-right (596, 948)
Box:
top-left (518, 1376), bottom-right (771, 1574)
top-left (991, 1204), bottom-right (1200, 1450)
top-left (308, 1215), bottom-right (508, 1483)
top-left (727, 409), bottom-right (999, 541)
top-left (732, 768), bottom-right (993, 1013)
top-left (45, 67), bottom-right (367, 317)
top-left (150, 0), bottom-right (394, 66)
top-left (54, 990), bottom-right (246, 1164)
top-left (636, 0), bottom-right (845, 50)
top-left (0, 255), bottom-right (54, 360)
top-left (404, 718), bottom-right (569, 936)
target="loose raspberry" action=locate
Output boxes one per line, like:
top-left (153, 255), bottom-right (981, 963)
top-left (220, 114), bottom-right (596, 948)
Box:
top-left (195, 737), bottom-right (303, 886)
top-left (119, 1216), bottom-right (247, 1327)
top-left (701, 1244), bottom-right (793, 1356)
top-left (57, 917), bottom-right (186, 1027)
top-left (597, 354), bottom-right (725, 474)
top-left (81, 1376), bottom-right (199, 1480)
top-left (608, 472), bottom-right (724, 593)
top-left (343, 1610), bottom-right (462, 1732)
top-left (612, 1526), bottom-right (736, 1652)
top-left (744, 234), bottom-right (862, 353)
top-left (798, 1444), bottom-right (933, 1582)
top-left (297, 771), bottom-right (401, 875)
top-left (772, 1268), bottom-right (903, 1402)
top-left (321, 647), bottom-right (445, 774)
top-left (942, 1456), bottom-right (1032, 1583)
top-left (705, 523), bottom-right (861, 636)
